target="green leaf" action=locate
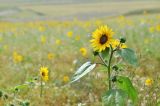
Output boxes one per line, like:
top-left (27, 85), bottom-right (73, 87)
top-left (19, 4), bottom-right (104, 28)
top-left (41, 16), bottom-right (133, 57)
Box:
top-left (98, 65), bottom-right (107, 72)
top-left (117, 48), bottom-right (138, 66)
top-left (10, 84), bottom-right (28, 92)
top-left (116, 76), bottom-right (138, 104)
top-left (74, 61), bottom-right (91, 75)
top-left (71, 62), bottom-right (96, 83)
top-left (100, 48), bottom-right (109, 61)
top-left (102, 89), bottom-right (128, 106)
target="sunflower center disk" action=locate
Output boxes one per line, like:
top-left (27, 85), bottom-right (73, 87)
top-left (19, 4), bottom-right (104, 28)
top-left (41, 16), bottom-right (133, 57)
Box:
top-left (42, 72), bottom-right (46, 76)
top-left (100, 35), bottom-right (108, 44)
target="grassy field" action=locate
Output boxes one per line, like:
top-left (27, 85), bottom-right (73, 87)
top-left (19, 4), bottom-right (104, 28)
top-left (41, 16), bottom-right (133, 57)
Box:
top-left (0, 1), bottom-right (160, 106)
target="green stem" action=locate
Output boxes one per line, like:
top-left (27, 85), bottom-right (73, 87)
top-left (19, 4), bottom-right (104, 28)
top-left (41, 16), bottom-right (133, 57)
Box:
top-left (40, 78), bottom-right (43, 97)
top-left (108, 50), bottom-right (114, 90)
top-left (98, 54), bottom-right (108, 67)
top-left (98, 48), bottom-right (114, 90)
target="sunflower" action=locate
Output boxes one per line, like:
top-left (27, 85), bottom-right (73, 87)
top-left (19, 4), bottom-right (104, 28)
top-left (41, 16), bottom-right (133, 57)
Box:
top-left (79, 47), bottom-right (87, 57)
top-left (63, 75), bottom-right (70, 83)
top-left (41, 35), bottom-right (46, 44)
top-left (13, 52), bottom-right (23, 63)
top-left (111, 39), bottom-right (127, 49)
top-left (39, 66), bottom-right (49, 81)
top-left (47, 53), bottom-right (55, 60)
top-left (145, 78), bottom-right (153, 86)
top-left (90, 25), bottom-right (114, 52)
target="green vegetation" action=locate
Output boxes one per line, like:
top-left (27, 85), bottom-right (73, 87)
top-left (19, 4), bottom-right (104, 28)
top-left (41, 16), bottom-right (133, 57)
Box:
top-left (0, 0), bottom-right (160, 106)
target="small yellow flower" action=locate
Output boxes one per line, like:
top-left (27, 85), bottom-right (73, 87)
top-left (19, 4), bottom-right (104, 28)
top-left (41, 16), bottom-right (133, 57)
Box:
top-left (145, 78), bottom-right (153, 86)
top-left (63, 76), bottom-right (70, 83)
top-left (38, 26), bottom-right (45, 32)
top-left (40, 66), bottom-right (49, 81)
top-left (111, 39), bottom-right (127, 49)
top-left (3, 45), bottom-right (8, 50)
top-left (67, 31), bottom-right (73, 37)
top-left (156, 15), bottom-right (160, 19)
top-left (0, 37), bottom-right (3, 42)
top-left (90, 25), bottom-right (114, 52)
top-left (95, 20), bottom-right (102, 26)
top-left (41, 35), bottom-right (47, 44)
top-left (55, 39), bottom-right (61, 45)
top-left (144, 38), bottom-right (150, 44)
top-left (149, 26), bottom-right (155, 33)
top-left (13, 52), bottom-right (23, 63)
top-left (47, 53), bottom-right (55, 60)
top-left (156, 24), bottom-right (160, 32)
top-left (75, 35), bottom-right (80, 41)
top-left (80, 47), bottom-right (87, 57)
top-left (140, 19), bottom-right (146, 24)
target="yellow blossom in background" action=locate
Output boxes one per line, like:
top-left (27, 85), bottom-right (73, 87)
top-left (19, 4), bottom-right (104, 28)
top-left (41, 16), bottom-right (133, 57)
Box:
top-left (67, 31), bottom-right (73, 37)
top-left (149, 26), bottom-right (155, 33)
top-left (95, 20), bottom-right (103, 26)
top-left (84, 21), bottom-right (91, 28)
top-left (140, 19), bottom-right (146, 24)
top-left (40, 66), bottom-right (49, 81)
top-left (41, 35), bottom-right (47, 44)
top-left (111, 39), bottom-right (127, 49)
top-left (55, 39), bottom-right (61, 45)
top-left (38, 26), bottom-right (45, 32)
top-left (13, 52), bottom-right (23, 63)
top-left (47, 53), bottom-right (55, 60)
top-left (3, 45), bottom-right (8, 50)
top-left (90, 25), bottom-right (114, 52)
top-left (80, 47), bottom-right (87, 57)
top-left (156, 24), bottom-right (160, 32)
top-left (144, 38), bottom-right (150, 44)
top-left (126, 19), bottom-right (134, 26)
top-left (0, 37), bottom-right (3, 42)
top-left (75, 35), bottom-right (80, 41)
top-left (145, 78), bottom-right (153, 86)
top-left (156, 15), bottom-right (160, 19)
top-left (119, 15), bottom-right (125, 20)
top-left (11, 28), bottom-right (17, 33)
top-left (63, 76), bottom-right (70, 83)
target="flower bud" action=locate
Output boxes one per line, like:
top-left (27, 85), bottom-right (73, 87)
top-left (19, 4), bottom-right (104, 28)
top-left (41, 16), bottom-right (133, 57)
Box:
top-left (24, 101), bottom-right (30, 106)
top-left (9, 104), bottom-right (15, 106)
top-left (14, 87), bottom-right (19, 92)
top-left (0, 90), bottom-right (3, 97)
top-left (112, 65), bottom-right (118, 71)
top-left (111, 76), bottom-right (117, 82)
top-left (34, 77), bottom-right (38, 81)
top-left (93, 51), bottom-right (99, 56)
top-left (120, 37), bottom-right (126, 43)
top-left (3, 94), bottom-right (8, 99)
top-left (20, 101), bottom-right (30, 106)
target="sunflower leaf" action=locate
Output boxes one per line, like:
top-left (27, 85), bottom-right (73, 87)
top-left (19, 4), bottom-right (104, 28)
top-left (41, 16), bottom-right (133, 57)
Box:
top-left (116, 76), bottom-right (138, 104)
top-left (10, 84), bottom-right (28, 92)
top-left (74, 61), bottom-right (91, 75)
top-left (71, 63), bottom-right (96, 83)
top-left (102, 89), bottom-right (128, 106)
top-left (117, 48), bottom-right (138, 67)
top-left (100, 48), bottom-right (110, 61)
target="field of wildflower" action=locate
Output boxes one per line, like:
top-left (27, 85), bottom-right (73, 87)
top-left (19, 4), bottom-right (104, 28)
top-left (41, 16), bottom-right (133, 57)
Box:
top-left (0, 1), bottom-right (160, 106)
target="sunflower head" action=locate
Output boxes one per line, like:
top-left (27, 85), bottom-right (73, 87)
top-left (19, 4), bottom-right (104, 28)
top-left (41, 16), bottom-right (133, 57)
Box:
top-left (47, 53), bottom-right (55, 60)
top-left (111, 39), bottom-right (127, 49)
top-left (90, 25), bottom-right (114, 52)
top-left (79, 47), bottom-right (87, 57)
top-left (63, 75), bottom-right (70, 83)
top-left (145, 78), bottom-right (153, 86)
top-left (40, 66), bottom-right (49, 81)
